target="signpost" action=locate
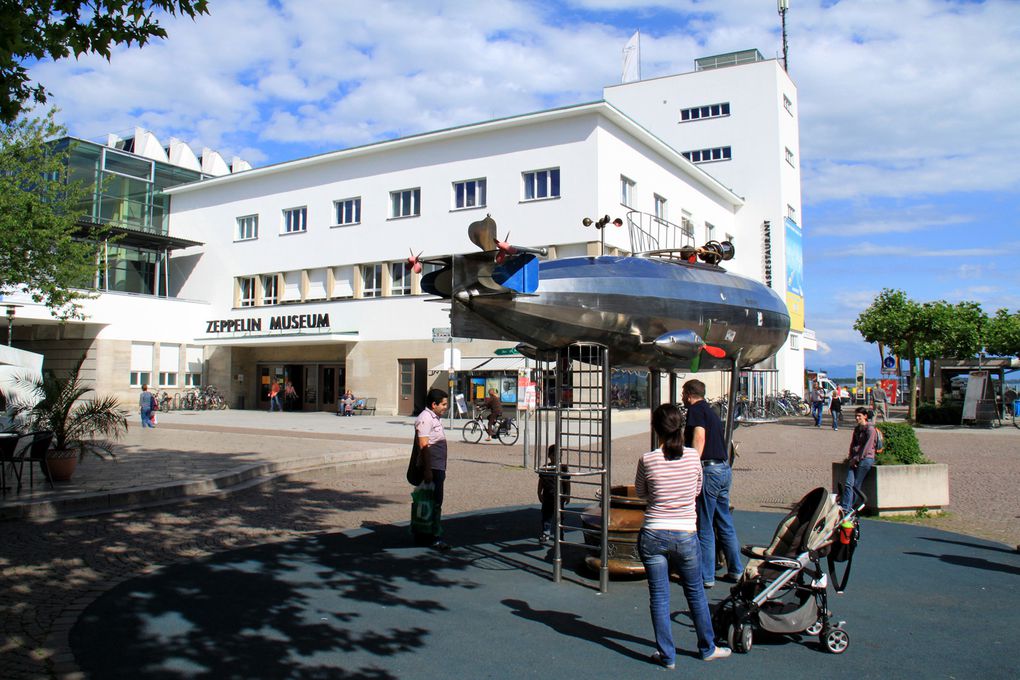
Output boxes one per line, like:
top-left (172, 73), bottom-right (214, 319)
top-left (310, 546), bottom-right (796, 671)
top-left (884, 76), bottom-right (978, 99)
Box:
top-left (494, 347), bottom-right (520, 356)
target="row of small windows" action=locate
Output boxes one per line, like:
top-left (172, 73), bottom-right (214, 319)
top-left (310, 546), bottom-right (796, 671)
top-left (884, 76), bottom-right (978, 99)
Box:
top-left (682, 146), bottom-right (732, 164)
top-left (235, 260), bottom-right (444, 308)
top-left (129, 343), bottom-right (203, 388)
top-left (234, 168), bottom-right (560, 242)
top-left (619, 175), bottom-right (727, 244)
top-left (679, 102), bottom-right (730, 122)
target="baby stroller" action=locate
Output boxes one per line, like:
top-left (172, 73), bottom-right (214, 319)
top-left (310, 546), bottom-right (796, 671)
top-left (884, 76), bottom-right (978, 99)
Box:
top-left (712, 486), bottom-right (862, 655)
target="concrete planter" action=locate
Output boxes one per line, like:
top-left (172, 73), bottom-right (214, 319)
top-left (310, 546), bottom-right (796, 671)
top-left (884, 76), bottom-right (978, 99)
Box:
top-left (831, 462), bottom-right (949, 516)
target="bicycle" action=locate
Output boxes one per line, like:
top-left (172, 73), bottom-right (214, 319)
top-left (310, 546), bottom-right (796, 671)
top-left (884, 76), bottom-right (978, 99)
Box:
top-left (462, 412), bottom-right (519, 445)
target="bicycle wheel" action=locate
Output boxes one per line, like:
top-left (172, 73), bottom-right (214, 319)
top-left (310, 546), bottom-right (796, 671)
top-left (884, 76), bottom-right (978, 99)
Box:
top-left (462, 420), bottom-right (483, 443)
top-left (497, 420), bottom-right (519, 445)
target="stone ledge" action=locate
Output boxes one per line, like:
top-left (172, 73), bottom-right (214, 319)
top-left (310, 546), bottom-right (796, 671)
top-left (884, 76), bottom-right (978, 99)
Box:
top-left (832, 461), bottom-right (949, 516)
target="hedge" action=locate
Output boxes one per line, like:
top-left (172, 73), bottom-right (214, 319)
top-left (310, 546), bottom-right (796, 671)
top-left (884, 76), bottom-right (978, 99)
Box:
top-left (875, 422), bottom-right (930, 465)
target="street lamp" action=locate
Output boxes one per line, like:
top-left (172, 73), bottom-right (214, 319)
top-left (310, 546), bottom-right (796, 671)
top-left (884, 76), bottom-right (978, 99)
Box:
top-left (3, 304), bottom-right (22, 347)
top-left (778, 0), bottom-right (790, 72)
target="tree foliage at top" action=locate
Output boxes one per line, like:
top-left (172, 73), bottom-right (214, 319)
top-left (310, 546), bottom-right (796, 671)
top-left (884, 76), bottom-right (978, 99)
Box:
top-left (0, 0), bottom-right (209, 124)
top-left (985, 308), bottom-right (1020, 358)
top-left (0, 108), bottom-right (98, 319)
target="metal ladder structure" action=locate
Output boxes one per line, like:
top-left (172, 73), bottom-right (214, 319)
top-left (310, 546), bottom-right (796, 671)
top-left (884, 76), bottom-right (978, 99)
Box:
top-left (531, 342), bottom-right (611, 592)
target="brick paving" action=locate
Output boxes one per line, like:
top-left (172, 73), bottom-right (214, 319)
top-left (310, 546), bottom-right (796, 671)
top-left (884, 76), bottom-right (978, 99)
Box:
top-left (0, 409), bottom-right (1017, 678)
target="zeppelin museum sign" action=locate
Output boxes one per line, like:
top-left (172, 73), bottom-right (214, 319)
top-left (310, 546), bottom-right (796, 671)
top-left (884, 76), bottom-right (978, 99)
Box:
top-left (206, 313), bottom-right (331, 334)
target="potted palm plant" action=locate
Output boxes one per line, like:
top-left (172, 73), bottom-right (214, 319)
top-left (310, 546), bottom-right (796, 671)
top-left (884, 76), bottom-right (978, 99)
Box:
top-left (13, 359), bottom-right (129, 482)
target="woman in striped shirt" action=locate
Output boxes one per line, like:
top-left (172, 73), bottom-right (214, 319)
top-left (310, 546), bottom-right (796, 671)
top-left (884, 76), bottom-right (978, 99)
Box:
top-left (636, 404), bottom-right (731, 669)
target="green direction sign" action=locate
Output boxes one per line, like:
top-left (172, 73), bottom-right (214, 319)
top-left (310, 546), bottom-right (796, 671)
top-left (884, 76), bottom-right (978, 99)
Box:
top-left (494, 347), bottom-right (520, 356)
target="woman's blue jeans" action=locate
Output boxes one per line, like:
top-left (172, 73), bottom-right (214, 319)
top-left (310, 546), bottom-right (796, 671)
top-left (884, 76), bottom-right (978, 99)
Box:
top-left (842, 457), bottom-right (874, 510)
top-left (638, 528), bottom-right (717, 664)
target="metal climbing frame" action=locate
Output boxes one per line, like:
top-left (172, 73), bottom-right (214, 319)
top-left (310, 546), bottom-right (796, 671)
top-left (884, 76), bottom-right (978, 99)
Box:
top-left (532, 342), bottom-right (611, 592)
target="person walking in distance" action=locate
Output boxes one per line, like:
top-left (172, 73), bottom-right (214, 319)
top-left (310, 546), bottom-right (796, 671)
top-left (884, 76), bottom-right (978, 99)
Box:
top-left (809, 381), bottom-right (825, 428)
top-left (682, 379), bottom-right (743, 589)
top-left (268, 380), bottom-right (282, 412)
top-left (870, 383), bottom-right (888, 422)
top-left (635, 403), bottom-right (732, 668)
top-left (829, 385), bottom-right (844, 431)
top-left (414, 388), bottom-right (451, 551)
top-left (139, 384), bottom-right (157, 428)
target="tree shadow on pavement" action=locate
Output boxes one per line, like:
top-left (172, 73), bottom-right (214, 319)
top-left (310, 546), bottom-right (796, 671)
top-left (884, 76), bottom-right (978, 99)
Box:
top-left (69, 508), bottom-right (577, 678)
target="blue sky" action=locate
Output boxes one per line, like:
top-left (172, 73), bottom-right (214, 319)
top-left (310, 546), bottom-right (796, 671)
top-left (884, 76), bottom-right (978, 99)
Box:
top-left (27, 0), bottom-right (1020, 376)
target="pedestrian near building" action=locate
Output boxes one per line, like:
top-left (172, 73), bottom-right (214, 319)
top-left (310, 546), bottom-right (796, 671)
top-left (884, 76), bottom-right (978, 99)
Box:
top-left (829, 386), bottom-right (843, 431)
top-left (841, 407), bottom-right (878, 511)
top-left (682, 379), bottom-right (743, 588)
top-left (268, 380), bottom-right (282, 412)
top-left (870, 384), bottom-right (888, 421)
top-left (635, 403), bottom-right (731, 669)
top-left (809, 382), bottom-right (825, 428)
top-left (414, 388), bottom-right (451, 551)
top-left (483, 388), bottom-right (502, 441)
top-left (139, 384), bottom-right (156, 428)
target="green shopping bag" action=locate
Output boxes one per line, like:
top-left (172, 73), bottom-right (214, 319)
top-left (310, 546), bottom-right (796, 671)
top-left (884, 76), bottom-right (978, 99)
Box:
top-left (410, 483), bottom-right (441, 537)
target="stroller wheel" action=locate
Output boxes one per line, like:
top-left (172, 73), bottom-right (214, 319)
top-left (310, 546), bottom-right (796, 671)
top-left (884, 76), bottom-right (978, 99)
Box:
top-left (727, 623), bottom-right (738, 651)
top-left (805, 619), bottom-right (824, 636)
top-left (732, 623), bottom-right (753, 653)
top-left (822, 627), bottom-right (850, 654)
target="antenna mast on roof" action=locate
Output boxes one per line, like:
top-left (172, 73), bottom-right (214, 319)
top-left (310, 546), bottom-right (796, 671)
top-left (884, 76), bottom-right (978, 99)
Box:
top-left (778, 0), bottom-right (790, 71)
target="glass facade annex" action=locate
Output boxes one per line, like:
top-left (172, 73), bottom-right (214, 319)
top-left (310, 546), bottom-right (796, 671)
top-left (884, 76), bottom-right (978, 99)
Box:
top-left (62, 138), bottom-right (206, 296)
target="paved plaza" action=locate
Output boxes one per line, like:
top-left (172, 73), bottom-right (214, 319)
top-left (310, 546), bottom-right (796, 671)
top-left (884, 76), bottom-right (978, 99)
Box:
top-left (1, 408), bottom-right (1018, 678)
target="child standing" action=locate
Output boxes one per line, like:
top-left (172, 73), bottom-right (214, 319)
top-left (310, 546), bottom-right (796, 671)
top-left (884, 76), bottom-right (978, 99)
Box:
top-left (537, 445), bottom-right (571, 544)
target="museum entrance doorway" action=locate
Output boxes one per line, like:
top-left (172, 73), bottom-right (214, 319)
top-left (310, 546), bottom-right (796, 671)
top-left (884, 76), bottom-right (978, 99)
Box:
top-left (257, 363), bottom-right (345, 412)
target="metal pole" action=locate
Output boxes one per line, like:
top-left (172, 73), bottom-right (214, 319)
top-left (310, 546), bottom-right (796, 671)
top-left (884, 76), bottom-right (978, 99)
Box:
top-left (648, 369), bottom-right (661, 451)
top-left (599, 349), bottom-right (611, 594)
top-left (778, 0), bottom-right (790, 72)
top-left (724, 352), bottom-right (742, 465)
top-left (523, 359), bottom-right (530, 469)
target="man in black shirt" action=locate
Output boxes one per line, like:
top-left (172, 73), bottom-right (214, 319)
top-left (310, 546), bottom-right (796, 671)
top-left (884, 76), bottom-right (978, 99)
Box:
top-left (682, 379), bottom-right (743, 588)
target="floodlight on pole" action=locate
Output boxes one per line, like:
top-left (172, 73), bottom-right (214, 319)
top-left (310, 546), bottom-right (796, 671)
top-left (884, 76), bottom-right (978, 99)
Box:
top-left (4, 304), bottom-right (22, 347)
top-left (778, 0), bottom-right (790, 72)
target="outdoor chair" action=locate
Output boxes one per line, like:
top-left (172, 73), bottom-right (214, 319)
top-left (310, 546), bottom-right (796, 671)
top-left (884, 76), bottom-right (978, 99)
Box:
top-left (0, 432), bottom-right (37, 494)
top-left (21, 431), bottom-right (55, 490)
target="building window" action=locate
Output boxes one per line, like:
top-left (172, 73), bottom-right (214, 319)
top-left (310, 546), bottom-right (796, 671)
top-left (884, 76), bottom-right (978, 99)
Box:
top-left (682, 147), bottom-right (732, 164)
top-left (453, 179), bottom-right (486, 210)
top-left (185, 346), bottom-right (203, 388)
top-left (680, 210), bottom-right (694, 237)
top-left (726, 232), bottom-right (735, 245)
top-left (523, 167), bottom-right (560, 201)
top-left (783, 94), bottom-right (793, 115)
top-left (790, 333), bottom-right (801, 350)
top-left (158, 372), bottom-right (178, 387)
top-left (785, 147), bottom-right (795, 167)
top-left (390, 188), bottom-right (421, 218)
top-left (236, 214), bottom-right (258, 241)
top-left (283, 206), bottom-right (307, 233)
top-left (787, 204), bottom-right (797, 223)
top-left (621, 176), bottom-right (635, 207)
top-left (391, 262), bottom-right (412, 296)
top-left (130, 342), bottom-right (153, 388)
top-left (334, 197), bottom-right (361, 225)
top-left (679, 102), bottom-right (730, 122)
top-left (262, 275), bottom-right (278, 305)
top-left (362, 264), bottom-right (382, 298)
top-left (185, 373), bottom-right (202, 387)
top-left (705, 222), bottom-right (716, 242)
top-left (238, 276), bottom-right (256, 307)
top-left (654, 194), bottom-right (667, 222)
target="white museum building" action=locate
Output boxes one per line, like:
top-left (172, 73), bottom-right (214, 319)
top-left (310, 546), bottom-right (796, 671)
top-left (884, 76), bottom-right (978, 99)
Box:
top-left (3, 49), bottom-right (811, 416)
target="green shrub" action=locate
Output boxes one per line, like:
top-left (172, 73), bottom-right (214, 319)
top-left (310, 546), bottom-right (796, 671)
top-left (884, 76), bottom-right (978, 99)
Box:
top-left (875, 422), bottom-right (929, 465)
top-left (915, 401), bottom-right (962, 425)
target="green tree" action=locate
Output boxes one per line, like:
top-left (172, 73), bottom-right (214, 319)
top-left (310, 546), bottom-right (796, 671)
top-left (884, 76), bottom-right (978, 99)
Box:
top-left (0, 0), bottom-right (209, 124)
top-left (915, 300), bottom-right (985, 397)
top-left (854, 289), bottom-right (925, 420)
top-left (985, 308), bottom-right (1020, 358)
top-left (0, 108), bottom-right (99, 319)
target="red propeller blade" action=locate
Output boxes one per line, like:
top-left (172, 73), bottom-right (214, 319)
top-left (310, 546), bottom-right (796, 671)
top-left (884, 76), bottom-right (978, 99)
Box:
top-left (702, 345), bottom-right (726, 358)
